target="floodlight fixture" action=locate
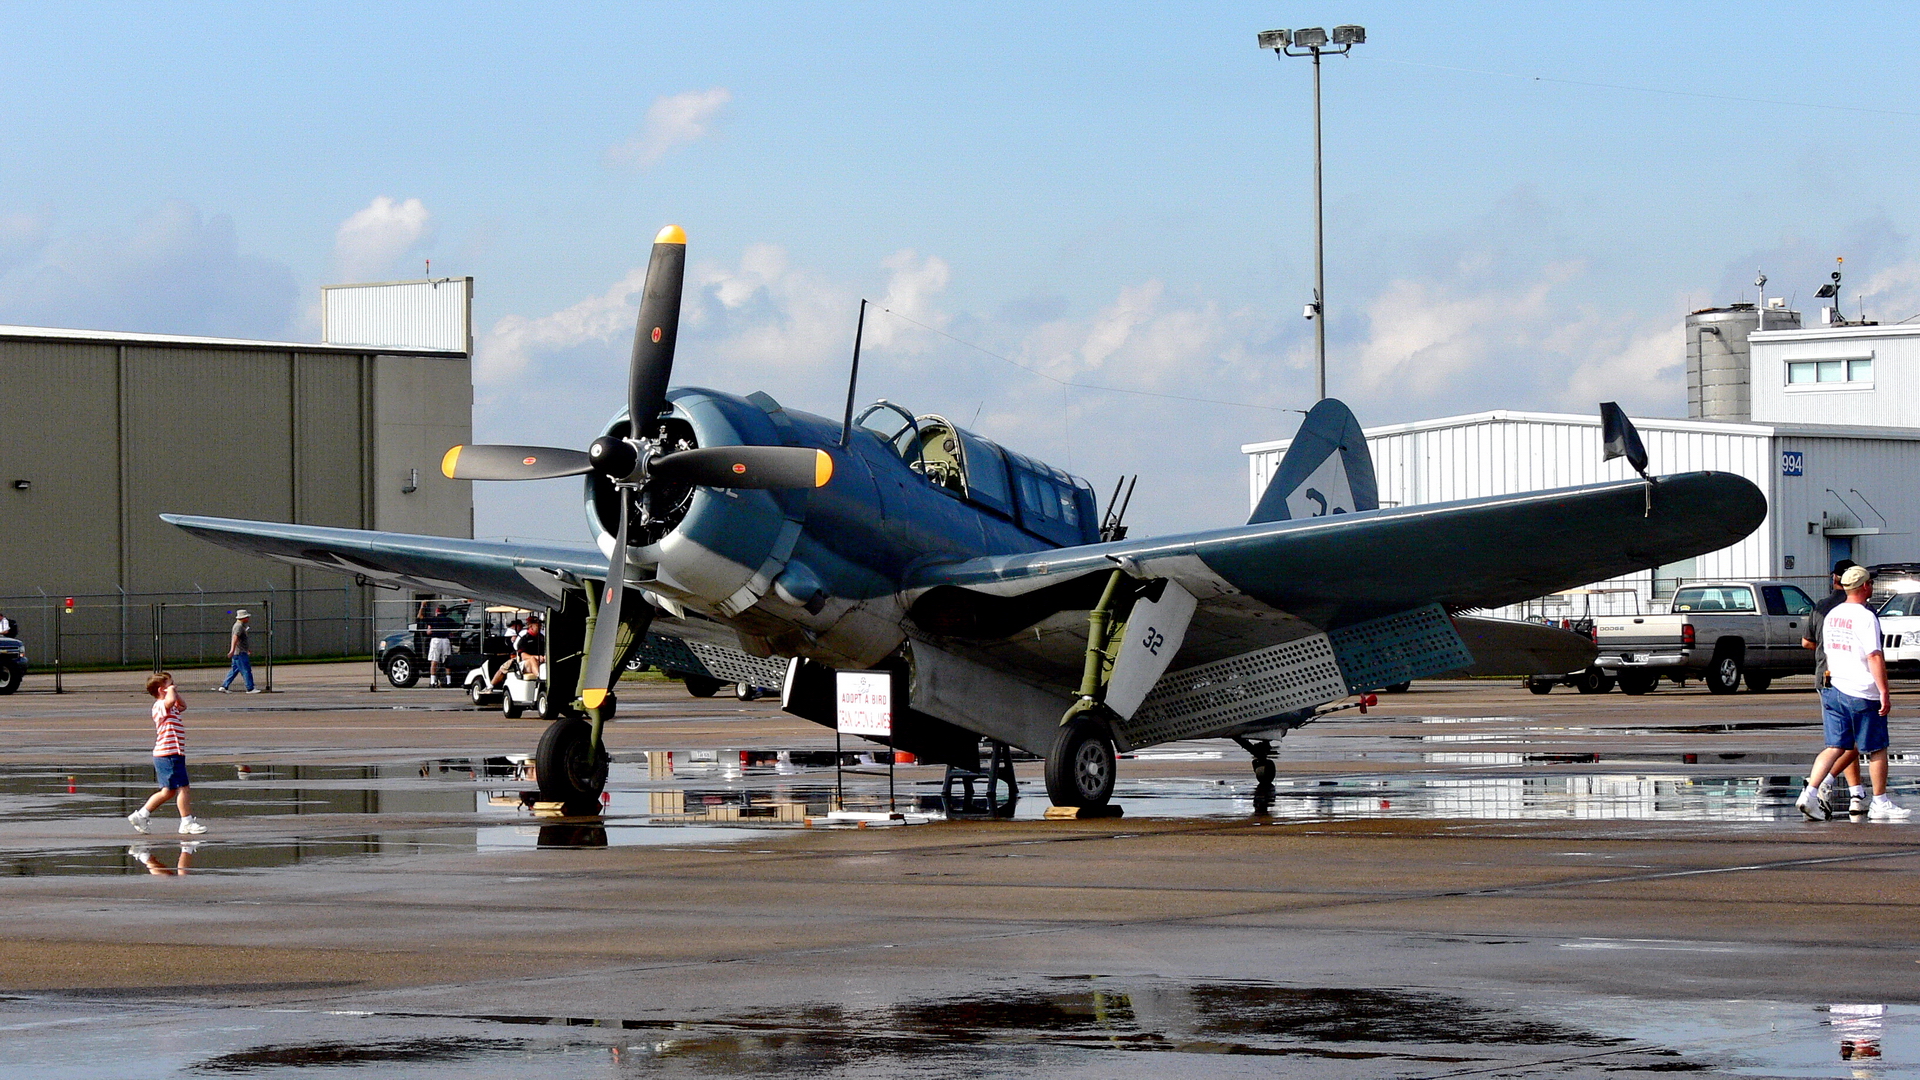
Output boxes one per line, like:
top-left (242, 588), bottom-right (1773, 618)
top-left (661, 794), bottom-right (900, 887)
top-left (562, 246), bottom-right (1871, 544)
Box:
top-left (1331, 24), bottom-right (1366, 44)
top-left (1292, 26), bottom-right (1329, 47)
top-left (1257, 29), bottom-right (1290, 50)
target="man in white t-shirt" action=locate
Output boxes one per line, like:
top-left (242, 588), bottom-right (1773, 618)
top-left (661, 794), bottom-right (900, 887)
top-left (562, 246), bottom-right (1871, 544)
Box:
top-left (1798, 566), bottom-right (1908, 821)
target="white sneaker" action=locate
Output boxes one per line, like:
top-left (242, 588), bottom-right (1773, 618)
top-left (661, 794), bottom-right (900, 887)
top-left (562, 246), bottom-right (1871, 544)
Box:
top-left (1796, 785), bottom-right (1829, 822)
top-left (212, 686), bottom-right (229, 693)
top-left (178, 817), bottom-right (207, 835)
top-left (1868, 798), bottom-right (1913, 821)
top-left (127, 842), bottom-right (150, 859)
top-left (245, 688), bottom-right (262, 694)
top-left (128, 809), bottom-right (151, 833)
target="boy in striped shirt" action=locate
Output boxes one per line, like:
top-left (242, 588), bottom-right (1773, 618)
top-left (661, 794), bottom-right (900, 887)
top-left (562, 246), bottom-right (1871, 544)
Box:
top-left (129, 672), bottom-right (207, 835)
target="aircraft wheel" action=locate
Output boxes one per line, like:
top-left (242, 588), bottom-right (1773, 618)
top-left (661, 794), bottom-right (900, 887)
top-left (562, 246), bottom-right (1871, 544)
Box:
top-left (1617, 671), bottom-right (1656, 695)
top-left (734, 682), bottom-right (759, 701)
top-left (535, 717), bottom-right (608, 801)
top-left (1744, 671), bottom-right (1772, 693)
top-left (683, 674), bottom-right (721, 698)
top-left (385, 652), bottom-right (420, 688)
top-left (1252, 758), bottom-right (1277, 785)
top-left (1044, 716), bottom-right (1116, 807)
top-left (1383, 681), bottom-right (1412, 694)
top-left (1706, 652), bottom-right (1742, 695)
top-left (1527, 679), bottom-right (1553, 695)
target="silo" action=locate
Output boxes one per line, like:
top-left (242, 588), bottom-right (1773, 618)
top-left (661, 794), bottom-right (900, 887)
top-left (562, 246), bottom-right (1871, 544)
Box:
top-left (1687, 303), bottom-right (1801, 420)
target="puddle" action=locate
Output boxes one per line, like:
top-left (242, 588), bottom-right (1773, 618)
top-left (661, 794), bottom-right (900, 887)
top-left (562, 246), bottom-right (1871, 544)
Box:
top-left (8, 979), bottom-right (1919, 1077)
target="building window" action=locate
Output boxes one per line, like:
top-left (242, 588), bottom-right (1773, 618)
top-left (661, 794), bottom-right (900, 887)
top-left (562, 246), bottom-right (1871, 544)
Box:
top-left (1786, 358), bottom-right (1872, 385)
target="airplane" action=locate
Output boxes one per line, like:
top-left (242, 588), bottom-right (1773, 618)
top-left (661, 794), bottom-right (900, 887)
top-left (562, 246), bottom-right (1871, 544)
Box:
top-left (165, 225), bottom-right (1768, 810)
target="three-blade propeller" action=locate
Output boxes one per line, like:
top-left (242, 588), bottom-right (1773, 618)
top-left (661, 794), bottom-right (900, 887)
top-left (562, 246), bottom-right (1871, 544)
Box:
top-left (439, 225), bottom-right (833, 713)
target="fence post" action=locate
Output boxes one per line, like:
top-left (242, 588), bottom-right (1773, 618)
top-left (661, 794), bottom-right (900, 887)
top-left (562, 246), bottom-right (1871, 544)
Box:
top-left (153, 603), bottom-right (165, 674)
top-left (52, 600), bottom-right (62, 695)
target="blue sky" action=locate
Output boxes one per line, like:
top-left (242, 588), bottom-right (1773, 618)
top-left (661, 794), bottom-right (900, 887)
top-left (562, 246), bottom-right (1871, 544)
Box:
top-left (5, 2), bottom-right (1919, 539)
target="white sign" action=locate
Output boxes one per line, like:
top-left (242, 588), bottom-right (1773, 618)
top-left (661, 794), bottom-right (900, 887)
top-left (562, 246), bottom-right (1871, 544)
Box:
top-left (1105, 580), bottom-right (1198, 719)
top-left (836, 671), bottom-right (893, 737)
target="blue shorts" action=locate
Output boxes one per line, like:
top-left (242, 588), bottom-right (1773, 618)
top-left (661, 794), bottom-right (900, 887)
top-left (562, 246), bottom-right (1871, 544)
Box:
top-left (153, 754), bottom-right (190, 790)
top-left (1821, 688), bottom-right (1889, 753)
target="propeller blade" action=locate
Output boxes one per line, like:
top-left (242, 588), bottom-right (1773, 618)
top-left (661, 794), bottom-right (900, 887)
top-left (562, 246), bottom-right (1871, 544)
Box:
top-left (649, 446), bottom-right (834, 490)
top-left (441, 444), bottom-right (592, 481)
top-left (628, 224), bottom-right (687, 442)
top-left (580, 488), bottom-right (644, 712)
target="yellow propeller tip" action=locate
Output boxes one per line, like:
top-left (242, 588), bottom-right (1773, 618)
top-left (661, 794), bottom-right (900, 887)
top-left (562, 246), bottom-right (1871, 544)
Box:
top-left (583, 689), bottom-right (607, 709)
top-left (654, 224), bottom-right (687, 246)
top-left (440, 445), bottom-right (462, 479)
top-left (814, 449), bottom-right (834, 487)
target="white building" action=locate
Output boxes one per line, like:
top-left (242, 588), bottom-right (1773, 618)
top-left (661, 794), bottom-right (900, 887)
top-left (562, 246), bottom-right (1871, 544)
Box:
top-left (1242, 315), bottom-right (1920, 619)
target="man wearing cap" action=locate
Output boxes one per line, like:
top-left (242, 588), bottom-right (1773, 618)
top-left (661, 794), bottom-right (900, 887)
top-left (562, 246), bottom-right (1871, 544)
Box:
top-left (215, 610), bottom-right (258, 693)
top-left (1797, 566), bottom-right (1907, 820)
top-left (1799, 559), bottom-right (1868, 816)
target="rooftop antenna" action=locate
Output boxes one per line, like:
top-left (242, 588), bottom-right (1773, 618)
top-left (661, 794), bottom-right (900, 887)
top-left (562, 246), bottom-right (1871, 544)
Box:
top-left (839, 299), bottom-right (868, 448)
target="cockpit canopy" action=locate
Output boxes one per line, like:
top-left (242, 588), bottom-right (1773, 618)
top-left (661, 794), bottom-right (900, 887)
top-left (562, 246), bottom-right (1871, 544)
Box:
top-left (855, 401), bottom-right (1098, 547)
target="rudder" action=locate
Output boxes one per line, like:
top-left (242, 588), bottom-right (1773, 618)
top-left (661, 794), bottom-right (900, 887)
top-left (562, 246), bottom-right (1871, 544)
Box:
top-left (1249, 398), bottom-right (1378, 524)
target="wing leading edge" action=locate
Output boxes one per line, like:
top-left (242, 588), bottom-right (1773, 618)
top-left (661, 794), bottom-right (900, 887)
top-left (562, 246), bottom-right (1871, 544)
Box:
top-left (159, 514), bottom-right (610, 611)
top-left (906, 470), bottom-right (1768, 636)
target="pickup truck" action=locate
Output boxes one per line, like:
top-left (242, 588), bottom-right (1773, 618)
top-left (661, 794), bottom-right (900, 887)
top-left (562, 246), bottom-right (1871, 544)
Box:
top-left (1592, 580), bottom-right (1817, 694)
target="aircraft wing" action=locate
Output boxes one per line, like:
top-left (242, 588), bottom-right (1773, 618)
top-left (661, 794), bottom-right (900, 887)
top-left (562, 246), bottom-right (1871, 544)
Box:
top-left (159, 514), bottom-right (610, 611)
top-left (905, 471), bottom-right (1765, 667)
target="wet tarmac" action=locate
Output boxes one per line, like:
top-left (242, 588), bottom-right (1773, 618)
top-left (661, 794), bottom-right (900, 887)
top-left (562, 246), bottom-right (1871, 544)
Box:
top-left (1, 664), bottom-right (1918, 1077)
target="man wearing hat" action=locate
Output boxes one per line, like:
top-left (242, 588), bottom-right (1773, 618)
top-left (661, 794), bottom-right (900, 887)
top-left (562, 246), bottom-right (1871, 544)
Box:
top-left (214, 609), bottom-right (258, 694)
top-left (1798, 560), bottom-right (1868, 815)
top-left (1797, 565), bottom-right (1907, 820)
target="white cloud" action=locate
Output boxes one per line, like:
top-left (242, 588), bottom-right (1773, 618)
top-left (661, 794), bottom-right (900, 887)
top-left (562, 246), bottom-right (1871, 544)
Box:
top-left (476, 266), bottom-right (647, 385)
top-left (332, 196), bottom-right (432, 282)
top-left (0, 201), bottom-right (297, 338)
top-left (607, 88), bottom-right (733, 170)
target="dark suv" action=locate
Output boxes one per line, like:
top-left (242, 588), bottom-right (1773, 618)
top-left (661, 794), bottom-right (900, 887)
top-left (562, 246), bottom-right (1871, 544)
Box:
top-left (376, 601), bottom-right (505, 688)
top-left (0, 636), bottom-right (24, 694)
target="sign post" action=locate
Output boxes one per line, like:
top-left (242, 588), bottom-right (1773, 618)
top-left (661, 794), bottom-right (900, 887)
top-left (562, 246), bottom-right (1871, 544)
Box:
top-left (835, 670), bottom-right (894, 815)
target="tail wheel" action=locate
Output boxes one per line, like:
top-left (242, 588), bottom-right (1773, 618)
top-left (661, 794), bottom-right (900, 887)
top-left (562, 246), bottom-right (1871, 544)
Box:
top-left (1044, 716), bottom-right (1116, 807)
top-left (683, 674), bottom-right (721, 698)
top-left (535, 717), bottom-right (608, 801)
top-left (1706, 653), bottom-right (1742, 695)
top-left (1252, 758), bottom-right (1277, 785)
top-left (1527, 679), bottom-right (1553, 695)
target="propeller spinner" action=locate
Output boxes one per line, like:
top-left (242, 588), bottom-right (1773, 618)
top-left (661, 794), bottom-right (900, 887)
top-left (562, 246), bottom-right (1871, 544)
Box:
top-left (440, 225), bottom-right (832, 712)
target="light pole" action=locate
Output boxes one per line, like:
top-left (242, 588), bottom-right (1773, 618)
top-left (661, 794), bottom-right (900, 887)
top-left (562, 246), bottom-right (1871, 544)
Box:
top-left (1259, 25), bottom-right (1365, 402)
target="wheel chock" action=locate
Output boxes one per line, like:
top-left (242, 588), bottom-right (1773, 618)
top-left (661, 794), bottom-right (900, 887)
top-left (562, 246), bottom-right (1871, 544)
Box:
top-left (1043, 804), bottom-right (1124, 820)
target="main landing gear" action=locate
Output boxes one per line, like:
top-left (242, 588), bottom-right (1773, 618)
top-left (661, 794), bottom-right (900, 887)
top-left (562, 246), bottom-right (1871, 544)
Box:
top-left (1044, 715), bottom-right (1117, 808)
top-left (1234, 736), bottom-right (1278, 785)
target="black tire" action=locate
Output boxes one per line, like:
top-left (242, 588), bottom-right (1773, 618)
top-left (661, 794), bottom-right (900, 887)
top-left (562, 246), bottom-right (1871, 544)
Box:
top-left (1618, 671), bottom-right (1657, 695)
top-left (683, 674), bottom-right (721, 698)
top-left (1744, 671), bottom-right (1772, 693)
top-left (1527, 679), bottom-right (1553, 695)
top-left (1706, 652), bottom-right (1742, 695)
top-left (1383, 681), bottom-right (1412, 694)
top-left (535, 717), bottom-right (608, 801)
top-left (537, 682), bottom-right (562, 720)
top-left (1252, 758), bottom-right (1277, 785)
top-left (1043, 716), bottom-right (1116, 807)
top-left (1574, 669), bottom-right (1614, 694)
top-left (385, 651), bottom-right (420, 688)
top-left (734, 682), bottom-right (759, 701)
top-left (0, 665), bottom-right (19, 695)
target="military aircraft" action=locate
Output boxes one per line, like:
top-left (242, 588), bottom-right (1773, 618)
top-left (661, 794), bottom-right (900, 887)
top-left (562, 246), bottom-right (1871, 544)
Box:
top-left (165, 225), bottom-right (1768, 809)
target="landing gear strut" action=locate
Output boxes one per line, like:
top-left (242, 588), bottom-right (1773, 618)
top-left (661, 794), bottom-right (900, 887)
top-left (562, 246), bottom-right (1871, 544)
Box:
top-left (1234, 736), bottom-right (1277, 785)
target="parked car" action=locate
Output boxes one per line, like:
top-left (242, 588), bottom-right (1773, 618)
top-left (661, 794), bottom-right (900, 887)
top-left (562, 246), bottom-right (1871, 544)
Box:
top-left (0, 636), bottom-right (24, 694)
top-left (1874, 584), bottom-right (1920, 674)
top-left (1592, 580), bottom-right (1817, 694)
top-left (377, 601), bottom-right (521, 688)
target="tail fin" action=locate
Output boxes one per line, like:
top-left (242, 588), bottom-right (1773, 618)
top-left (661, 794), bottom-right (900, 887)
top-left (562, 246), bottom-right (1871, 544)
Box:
top-left (1249, 398), bottom-right (1378, 524)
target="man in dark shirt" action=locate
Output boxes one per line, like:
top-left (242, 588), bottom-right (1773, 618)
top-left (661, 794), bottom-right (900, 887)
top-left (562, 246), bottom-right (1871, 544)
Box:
top-left (1800, 560), bottom-right (1866, 816)
top-left (516, 616), bottom-right (547, 683)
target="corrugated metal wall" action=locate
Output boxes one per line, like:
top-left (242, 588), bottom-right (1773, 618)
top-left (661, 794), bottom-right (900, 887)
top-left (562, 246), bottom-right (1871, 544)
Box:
top-left (323, 278), bottom-right (473, 353)
top-left (1772, 434), bottom-right (1920, 577)
top-left (0, 336), bottom-right (472, 662)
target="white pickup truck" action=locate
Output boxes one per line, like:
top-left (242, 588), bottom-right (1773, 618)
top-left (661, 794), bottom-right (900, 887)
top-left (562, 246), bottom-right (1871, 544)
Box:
top-left (1592, 580), bottom-right (1818, 694)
